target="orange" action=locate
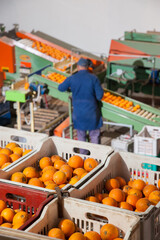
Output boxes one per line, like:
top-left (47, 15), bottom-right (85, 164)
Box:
top-left (51, 155), bottom-right (63, 163)
top-left (101, 193), bottom-right (109, 199)
top-left (12, 222), bottom-right (24, 229)
top-left (45, 183), bottom-right (58, 190)
top-left (9, 153), bottom-right (21, 162)
top-left (23, 167), bottom-right (39, 179)
top-left (53, 171), bottom-right (67, 185)
top-left (105, 178), bottom-right (120, 192)
top-left (143, 184), bottom-right (158, 198)
top-left (60, 165), bottom-right (73, 180)
top-left (58, 219), bottom-right (76, 237)
top-left (5, 142), bottom-right (19, 150)
top-left (14, 209), bottom-right (22, 213)
top-left (126, 195), bottom-right (140, 209)
top-left (136, 198), bottom-right (152, 212)
top-left (128, 188), bottom-right (143, 198)
top-left (122, 185), bottom-right (132, 196)
top-left (0, 222), bottom-right (12, 228)
top-left (44, 180), bottom-right (54, 186)
top-left (12, 211), bottom-right (29, 226)
top-left (11, 172), bottom-right (27, 183)
top-left (28, 178), bottom-right (44, 187)
top-left (80, 172), bottom-right (88, 179)
top-left (1, 162), bottom-right (11, 169)
top-left (132, 179), bottom-right (146, 191)
top-left (109, 189), bottom-right (125, 202)
top-left (84, 158), bottom-right (98, 172)
top-left (86, 196), bottom-right (100, 203)
top-left (69, 175), bottom-right (81, 185)
top-left (102, 197), bottom-right (118, 207)
top-left (22, 149), bottom-right (32, 156)
top-left (54, 160), bottom-right (66, 170)
top-left (48, 228), bottom-right (65, 239)
top-left (12, 147), bottom-right (23, 156)
top-left (115, 177), bottom-right (126, 188)
top-left (148, 190), bottom-right (160, 205)
top-left (0, 153), bottom-right (11, 168)
top-left (1, 208), bottom-right (15, 223)
top-left (73, 168), bottom-right (87, 177)
top-left (59, 184), bottom-right (66, 189)
top-left (0, 200), bottom-right (7, 214)
top-left (128, 180), bottom-right (134, 187)
top-left (119, 202), bottom-right (133, 211)
top-left (42, 166), bottom-right (56, 173)
top-left (95, 193), bottom-right (103, 202)
top-left (68, 155), bottom-right (84, 169)
top-left (100, 223), bottom-right (119, 240)
top-left (0, 148), bottom-right (12, 156)
top-left (114, 238), bottom-right (124, 240)
top-left (39, 157), bottom-right (52, 170)
top-left (84, 231), bottom-right (101, 240)
top-left (69, 232), bottom-right (86, 240)
top-left (42, 169), bottom-right (57, 182)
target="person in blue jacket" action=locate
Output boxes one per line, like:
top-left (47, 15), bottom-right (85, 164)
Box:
top-left (58, 57), bottom-right (104, 153)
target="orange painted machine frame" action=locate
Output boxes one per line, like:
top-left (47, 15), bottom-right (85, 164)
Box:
top-left (0, 37), bottom-right (16, 74)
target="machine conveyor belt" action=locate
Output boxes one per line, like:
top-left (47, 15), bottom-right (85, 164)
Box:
top-left (29, 73), bottom-right (160, 133)
top-left (18, 38), bottom-right (33, 48)
top-left (101, 89), bottom-right (160, 132)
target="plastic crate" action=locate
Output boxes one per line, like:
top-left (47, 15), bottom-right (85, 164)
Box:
top-left (0, 126), bottom-right (48, 171)
top-left (22, 197), bottom-right (139, 240)
top-left (0, 180), bottom-right (54, 231)
top-left (134, 126), bottom-right (160, 157)
top-left (0, 126), bottom-right (48, 150)
top-left (111, 135), bottom-right (134, 152)
top-left (144, 125), bottom-right (160, 139)
top-left (0, 136), bottom-right (113, 193)
top-left (68, 151), bottom-right (160, 240)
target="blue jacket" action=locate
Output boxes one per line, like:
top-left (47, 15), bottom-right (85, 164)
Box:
top-left (58, 70), bottom-right (104, 130)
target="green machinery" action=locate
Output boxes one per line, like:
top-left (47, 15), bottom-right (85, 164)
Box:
top-left (5, 39), bottom-right (56, 82)
top-left (3, 29), bottom-right (160, 135)
top-left (2, 30), bottom-right (106, 84)
top-left (101, 89), bottom-right (160, 132)
top-left (106, 31), bottom-right (160, 105)
top-left (29, 66), bottom-right (160, 133)
top-left (2, 29), bottom-right (105, 133)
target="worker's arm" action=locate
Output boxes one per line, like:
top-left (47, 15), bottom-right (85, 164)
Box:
top-left (94, 78), bottom-right (104, 100)
top-left (58, 77), bottom-right (71, 92)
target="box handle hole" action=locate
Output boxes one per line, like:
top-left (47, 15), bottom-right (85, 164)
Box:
top-left (86, 213), bottom-right (108, 223)
top-left (73, 147), bottom-right (90, 155)
top-left (10, 135), bottom-right (27, 143)
top-left (6, 193), bottom-right (26, 203)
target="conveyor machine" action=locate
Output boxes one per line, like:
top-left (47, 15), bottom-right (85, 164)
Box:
top-left (29, 67), bottom-right (160, 133)
top-left (106, 32), bottom-right (160, 105)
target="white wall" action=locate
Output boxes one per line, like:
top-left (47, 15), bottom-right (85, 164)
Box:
top-left (1, 0), bottom-right (160, 57)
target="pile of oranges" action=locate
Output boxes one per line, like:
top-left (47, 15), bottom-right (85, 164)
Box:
top-left (10, 155), bottom-right (98, 190)
top-left (47, 218), bottom-right (122, 240)
top-left (85, 176), bottom-right (160, 213)
top-left (0, 199), bottom-right (30, 229)
top-left (41, 72), bottom-right (67, 84)
top-left (0, 142), bottom-right (32, 170)
top-left (102, 92), bottom-right (141, 112)
top-left (32, 41), bottom-right (70, 61)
